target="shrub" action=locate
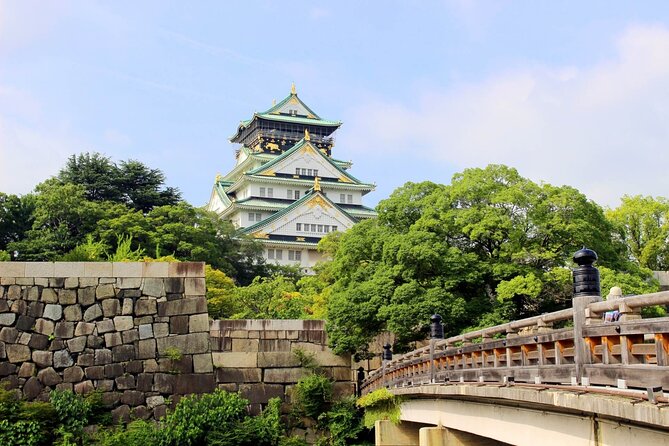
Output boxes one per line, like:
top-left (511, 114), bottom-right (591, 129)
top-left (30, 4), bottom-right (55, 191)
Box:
top-left (356, 388), bottom-right (402, 429)
top-left (50, 390), bottom-right (92, 441)
top-left (159, 389), bottom-right (249, 446)
top-left (93, 420), bottom-right (161, 446)
top-left (292, 374), bottom-right (333, 419)
top-left (316, 397), bottom-right (364, 446)
top-left (0, 419), bottom-right (45, 446)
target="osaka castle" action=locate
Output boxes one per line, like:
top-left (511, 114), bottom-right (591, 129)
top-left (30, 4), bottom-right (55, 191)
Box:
top-left (206, 85), bottom-right (377, 273)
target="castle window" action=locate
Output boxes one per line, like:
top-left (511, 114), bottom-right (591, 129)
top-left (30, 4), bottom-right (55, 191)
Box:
top-left (317, 225), bottom-right (323, 232)
top-left (313, 169), bottom-right (318, 177)
top-left (332, 225), bottom-right (338, 232)
top-left (310, 224), bottom-right (317, 232)
top-left (267, 188), bottom-right (274, 198)
top-left (295, 251), bottom-right (302, 261)
top-left (260, 187), bottom-right (266, 197)
top-left (268, 249), bottom-right (275, 259)
top-left (301, 168), bottom-right (307, 176)
top-left (276, 249), bottom-right (283, 260)
top-left (347, 194), bottom-right (353, 204)
top-left (340, 194), bottom-right (345, 203)
top-left (296, 223), bottom-right (302, 231)
top-left (324, 225), bottom-right (330, 233)
top-left (288, 250), bottom-right (294, 261)
top-left (287, 190), bottom-right (293, 199)
top-left (295, 190), bottom-right (300, 199)
top-left (307, 169), bottom-right (313, 176)
top-left (295, 168), bottom-right (300, 175)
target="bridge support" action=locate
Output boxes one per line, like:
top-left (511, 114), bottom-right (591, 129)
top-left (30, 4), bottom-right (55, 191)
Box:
top-left (375, 420), bottom-right (419, 445)
top-left (419, 426), bottom-right (505, 446)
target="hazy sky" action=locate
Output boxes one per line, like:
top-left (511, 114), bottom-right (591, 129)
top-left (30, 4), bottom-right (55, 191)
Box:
top-left (2, 1), bottom-right (669, 208)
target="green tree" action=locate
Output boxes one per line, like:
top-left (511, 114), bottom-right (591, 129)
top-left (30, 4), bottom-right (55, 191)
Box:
top-left (606, 195), bottom-right (669, 270)
top-left (326, 165), bottom-right (631, 355)
top-left (57, 152), bottom-right (181, 212)
top-left (0, 192), bottom-right (36, 251)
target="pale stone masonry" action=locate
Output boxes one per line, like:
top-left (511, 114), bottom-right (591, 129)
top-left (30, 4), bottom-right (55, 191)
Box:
top-left (0, 261), bottom-right (214, 422)
top-left (210, 319), bottom-right (353, 413)
top-left (0, 262), bottom-right (354, 422)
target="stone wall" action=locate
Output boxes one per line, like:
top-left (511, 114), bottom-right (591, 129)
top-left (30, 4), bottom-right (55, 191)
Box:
top-left (0, 262), bottom-right (214, 421)
top-left (210, 319), bottom-right (353, 413)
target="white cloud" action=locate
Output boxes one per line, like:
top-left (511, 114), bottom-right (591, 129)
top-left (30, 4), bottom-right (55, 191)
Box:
top-left (344, 24), bottom-right (669, 207)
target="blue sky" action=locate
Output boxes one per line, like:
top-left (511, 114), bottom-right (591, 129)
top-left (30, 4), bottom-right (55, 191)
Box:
top-left (2, 1), bottom-right (669, 208)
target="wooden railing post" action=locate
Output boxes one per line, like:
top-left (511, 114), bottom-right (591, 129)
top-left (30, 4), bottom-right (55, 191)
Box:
top-left (572, 248), bottom-right (602, 384)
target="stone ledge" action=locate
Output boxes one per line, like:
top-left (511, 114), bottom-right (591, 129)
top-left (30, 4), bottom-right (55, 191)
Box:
top-left (0, 262), bottom-right (204, 278)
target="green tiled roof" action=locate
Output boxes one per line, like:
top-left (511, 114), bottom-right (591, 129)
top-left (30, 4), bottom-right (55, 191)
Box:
top-left (255, 113), bottom-right (341, 127)
top-left (261, 92), bottom-right (322, 119)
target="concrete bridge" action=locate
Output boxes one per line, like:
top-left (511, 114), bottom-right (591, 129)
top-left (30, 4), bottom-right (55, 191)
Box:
top-left (361, 249), bottom-right (669, 445)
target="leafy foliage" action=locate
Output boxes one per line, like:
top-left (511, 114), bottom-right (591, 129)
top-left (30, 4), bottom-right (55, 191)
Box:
top-left (324, 165), bottom-right (641, 354)
top-left (356, 388), bottom-right (402, 429)
top-left (292, 374), bottom-right (333, 419)
top-left (315, 397), bottom-right (364, 446)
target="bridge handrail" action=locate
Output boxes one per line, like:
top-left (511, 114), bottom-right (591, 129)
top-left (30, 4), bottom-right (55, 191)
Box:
top-left (362, 289), bottom-right (669, 393)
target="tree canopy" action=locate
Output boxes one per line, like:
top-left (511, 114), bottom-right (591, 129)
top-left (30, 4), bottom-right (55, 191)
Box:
top-left (323, 165), bottom-right (654, 355)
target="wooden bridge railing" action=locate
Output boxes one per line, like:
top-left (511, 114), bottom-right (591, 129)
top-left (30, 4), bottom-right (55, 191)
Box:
top-left (361, 250), bottom-right (669, 395)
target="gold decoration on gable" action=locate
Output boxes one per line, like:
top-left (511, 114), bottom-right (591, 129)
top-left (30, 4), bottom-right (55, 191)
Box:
top-left (296, 237), bottom-right (306, 242)
top-left (289, 97), bottom-right (299, 105)
top-left (338, 176), bottom-right (353, 183)
top-left (253, 232), bottom-right (270, 239)
top-left (266, 142), bottom-right (280, 152)
top-left (307, 195), bottom-right (331, 210)
top-left (215, 173), bottom-right (223, 182)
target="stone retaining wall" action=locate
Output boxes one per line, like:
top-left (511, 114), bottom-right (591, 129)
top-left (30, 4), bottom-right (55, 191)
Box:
top-left (210, 319), bottom-right (353, 413)
top-left (0, 262), bottom-right (214, 421)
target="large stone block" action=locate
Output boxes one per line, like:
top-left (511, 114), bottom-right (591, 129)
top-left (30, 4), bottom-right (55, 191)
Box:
top-left (74, 322), bottom-right (95, 336)
top-left (113, 316), bottom-right (134, 331)
top-left (259, 339), bottom-right (292, 352)
top-left (0, 327), bottom-right (18, 342)
top-left (41, 288), bottom-right (58, 304)
top-left (27, 302), bottom-right (44, 318)
top-left (74, 380), bottom-right (95, 395)
top-left (85, 365), bottom-right (104, 380)
top-left (0, 313), bottom-right (16, 326)
top-left (153, 373), bottom-right (176, 393)
top-left (0, 362), bottom-right (16, 377)
top-left (83, 262), bottom-right (112, 277)
top-left (78, 287), bottom-right (96, 306)
top-left (156, 332), bottom-right (210, 355)
top-left (258, 352), bottom-right (301, 368)
top-left (83, 304), bottom-right (103, 322)
top-left (193, 353), bottom-right (213, 373)
top-left (16, 315), bottom-right (35, 331)
top-left (142, 278), bottom-right (165, 297)
top-left (116, 374), bottom-right (136, 390)
top-left (53, 350), bottom-right (74, 368)
top-left (105, 363), bottom-right (124, 378)
top-left (95, 348), bottom-right (112, 365)
top-left (54, 321), bottom-right (74, 338)
top-left (189, 314), bottom-right (209, 333)
top-left (122, 328), bottom-right (139, 344)
top-left (215, 367), bottom-right (261, 383)
top-left (232, 338), bottom-right (260, 352)
top-left (184, 277), bottom-right (206, 296)
top-left (28, 333), bottom-right (49, 350)
top-left (137, 339), bottom-right (157, 359)
top-left (63, 366), bottom-right (84, 383)
top-left (23, 377), bottom-right (44, 399)
top-left (121, 298), bottom-right (133, 315)
top-left (32, 350), bottom-right (53, 367)
top-left (64, 277), bottom-right (79, 289)
top-left (104, 332), bottom-right (122, 347)
top-left (43, 304), bottom-right (63, 321)
top-left (34, 319), bottom-right (55, 336)
top-left (168, 262), bottom-right (204, 278)
top-left (96, 319), bottom-right (114, 334)
top-left (96, 284), bottom-right (116, 300)
top-left (138, 324), bottom-right (153, 339)
top-left (102, 299), bottom-right (120, 317)
top-left (112, 262), bottom-right (142, 277)
top-left (117, 277), bottom-right (142, 289)
top-left (58, 289), bottom-right (77, 305)
top-left (153, 323), bottom-right (169, 338)
top-left (0, 262), bottom-right (25, 277)
top-left (169, 315), bottom-right (189, 334)
top-left (239, 383), bottom-right (285, 404)
top-left (175, 374), bottom-right (215, 394)
top-left (112, 344), bottom-right (135, 362)
top-left (67, 336), bottom-right (87, 353)
top-left (37, 367), bottom-right (62, 386)
top-left (135, 299), bottom-right (157, 315)
top-left (53, 262), bottom-right (84, 277)
top-left (291, 343), bottom-right (351, 367)
top-left (157, 296), bottom-right (207, 317)
top-left (143, 262), bottom-right (168, 277)
top-left (63, 305), bottom-right (82, 321)
top-left (164, 277), bottom-right (184, 294)
top-left (26, 286), bottom-right (40, 301)
top-left (263, 368), bottom-right (309, 384)
top-left (212, 352), bottom-right (257, 368)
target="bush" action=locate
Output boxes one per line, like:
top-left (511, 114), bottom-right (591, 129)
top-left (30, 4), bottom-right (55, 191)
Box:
top-left (292, 374), bottom-right (333, 419)
top-left (50, 390), bottom-right (92, 440)
top-left (93, 420), bottom-right (160, 446)
top-left (316, 397), bottom-right (364, 446)
top-left (356, 388), bottom-right (401, 429)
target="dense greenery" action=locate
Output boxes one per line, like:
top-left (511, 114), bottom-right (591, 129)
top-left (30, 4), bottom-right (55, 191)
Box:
top-left (322, 165), bottom-right (660, 354)
top-left (0, 152), bottom-right (264, 284)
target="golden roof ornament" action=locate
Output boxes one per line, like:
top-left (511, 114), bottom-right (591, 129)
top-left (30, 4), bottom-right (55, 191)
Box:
top-left (291, 82), bottom-right (296, 95)
top-left (313, 176), bottom-right (321, 192)
top-left (304, 129), bottom-right (311, 141)
top-left (215, 173), bottom-right (223, 182)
